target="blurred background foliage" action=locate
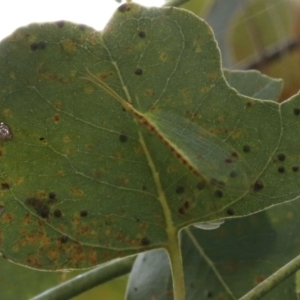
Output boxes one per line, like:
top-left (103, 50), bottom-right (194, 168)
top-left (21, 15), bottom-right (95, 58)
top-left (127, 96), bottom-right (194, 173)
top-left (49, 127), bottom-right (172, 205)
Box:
top-left (1, 0), bottom-right (300, 299)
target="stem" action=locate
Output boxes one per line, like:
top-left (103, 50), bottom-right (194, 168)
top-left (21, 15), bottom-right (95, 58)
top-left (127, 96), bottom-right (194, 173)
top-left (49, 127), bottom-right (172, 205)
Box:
top-left (31, 255), bottom-right (136, 300)
top-left (240, 254), bottom-right (300, 300)
top-left (167, 233), bottom-right (186, 300)
top-left (163, 0), bottom-right (190, 7)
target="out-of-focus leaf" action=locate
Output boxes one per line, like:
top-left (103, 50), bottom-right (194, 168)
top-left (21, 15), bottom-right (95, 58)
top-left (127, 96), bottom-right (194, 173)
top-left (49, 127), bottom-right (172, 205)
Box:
top-left (0, 258), bottom-right (62, 299)
top-left (126, 249), bottom-right (171, 300)
top-left (205, 0), bottom-right (250, 67)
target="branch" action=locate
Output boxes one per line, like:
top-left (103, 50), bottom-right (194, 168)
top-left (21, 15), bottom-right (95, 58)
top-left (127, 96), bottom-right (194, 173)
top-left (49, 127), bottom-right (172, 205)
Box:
top-left (31, 255), bottom-right (136, 300)
top-left (239, 253), bottom-right (300, 300)
top-left (234, 37), bottom-right (300, 70)
top-left (163, 0), bottom-right (190, 7)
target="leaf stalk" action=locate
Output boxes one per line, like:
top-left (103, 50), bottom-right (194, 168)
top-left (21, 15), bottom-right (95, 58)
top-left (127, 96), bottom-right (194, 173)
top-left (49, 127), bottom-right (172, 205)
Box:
top-left (240, 254), bottom-right (300, 300)
top-left (31, 255), bottom-right (136, 300)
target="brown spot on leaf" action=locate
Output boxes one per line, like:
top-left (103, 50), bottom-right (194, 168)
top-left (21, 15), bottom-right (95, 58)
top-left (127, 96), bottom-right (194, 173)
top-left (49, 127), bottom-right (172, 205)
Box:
top-left (138, 31), bottom-right (146, 38)
top-left (178, 207), bottom-right (185, 215)
top-left (2, 213), bottom-right (14, 223)
top-left (26, 256), bottom-right (42, 268)
top-left (255, 275), bottom-right (265, 284)
top-left (253, 180), bottom-right (264, 192)
top-left (119, 134), bottom-right (128, 142)
top-left (59, 236), bottom-right (69, 243)
top-left (56, 20), bottom-right (65, 28)
top-left (61, 39), bottom-right (77, 53)
top-left (118, 3), bottom-right (131, 12)
top-left (160, 53), bottom-right (167, 61)
top-left (53, 209), bottom-right (62, 218)
top-left (292, 166), bottom-right (299, 172)
top-left (277, 153), bottom-right (286, 161)
top-left (54, 101), bottom-right (62, 109)
top-left (30, 41), bottom-right (46, 51)
top-left (134, 68), bottom-right (143, 75)
top-left (294, 108), bottom-right (300, 115)
top-left (141, 237), bottom-right (150, 246)
top-left (53, 114), bottom-right (60, 123)
top-left (175, 186), bottom-right (185, 194)
top-left (70, 187), bottom-right (84, 197)
top-left (25, 197), bottom-right (50, 218)
top-left (215, 190), bottom-right (223, 198)
top-left (49, 192), bottom-right (56, 200)
top-left (184, 201), bottom-right (190, 209)
top-left (226, 208), bottom-right (235, 216)
top-left (80, 210), bottom-right (88, 217)
top-left (1, 183), bottom-right (9, 190)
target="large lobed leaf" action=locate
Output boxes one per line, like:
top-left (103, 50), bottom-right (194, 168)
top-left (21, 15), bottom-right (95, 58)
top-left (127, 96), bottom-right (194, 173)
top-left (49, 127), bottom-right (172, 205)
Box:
top-left (0, 3), bottom-right (299, 270)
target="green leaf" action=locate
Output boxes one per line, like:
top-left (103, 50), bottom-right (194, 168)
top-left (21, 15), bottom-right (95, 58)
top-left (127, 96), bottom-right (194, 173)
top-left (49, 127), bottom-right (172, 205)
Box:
top-left (125, 68), bottom-right (291, 300)
top-left (0, 258), bottom-right (63, 299)
top-left (223, 69), bottom-right (283, 101)
top-left (0, 3), bottom-right (299, 271)
top-left (126, 207), bottom-right (298, 300)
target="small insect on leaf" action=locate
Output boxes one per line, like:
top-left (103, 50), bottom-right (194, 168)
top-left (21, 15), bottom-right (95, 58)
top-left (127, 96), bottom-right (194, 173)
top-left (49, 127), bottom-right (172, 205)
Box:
top-left (82, 70), bottom-right (252, 198)
top-left (0, 122), bottom-right (12, 141)
top-left (145, 111), bottom-right (252, 197)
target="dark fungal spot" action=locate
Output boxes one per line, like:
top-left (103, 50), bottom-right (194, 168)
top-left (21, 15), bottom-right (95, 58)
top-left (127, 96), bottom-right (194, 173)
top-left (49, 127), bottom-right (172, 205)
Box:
top-left (184, 201), bottom-right (190, 209)
top-left (48, 192), bottom-right (56, 200)
top-left (175, 186), bottom-right (185, 194)
top-left (25, 197), bottom-right (50, 218)
top-left (30, 41), bottom-right (46, 51)
top-left (229, 170), bottom-right (238, 178)
top-left (138, 31), bottom-right (146, 38)
top-left (225, 158), bottom-right (233, 164)
top-left (39, 137), bottom-right (45, 141)
top-left (245, 101), bottom-right (252, 108)
top-left (206, 291), bottom-right (213, 298)
top-left (80, 210), bottom-right (88, 217)
top-left (294, 108), bottom-right (300, 116)
top-left (141, 237), bottom-right (150, 246)
top-left (59, 236), bottom-right (69, 243)
top-left (277, 153), bottom-right (286, 162)
top-left (214, 190), bottom-right (223, 198)
top-left (118, 3), bottom-right (131, 12)
top-left (278, 166), bottom-right (285, 173)
top-left (119, 134), bottom-right (128, 143)
top-left (53, 209), bottom-right (62, 218)
top-left (197, 181), bottom-right (206, 190)
top-left (231, 152), bottom-right (238, 158)
top-left (134, 287), bottom-right (138, 292)
top-left (243, 145), bottom-right (251, 153)
top-left (1, 182), bottom-right (9, 190)
top-left (56, 20), bottom-right (65, 28)
top-left (253, 180), bottom-right (264, 192)
top-left (226, 208), bottom-right (235, 216)
top-left (292, 166), bottom-right (299, 172)
top-left (134, 68), bottom-right (143, 75)
top-left (178, 207), bottom-right (185, 215)
top-left (0, 206), bottom-right (5, 216)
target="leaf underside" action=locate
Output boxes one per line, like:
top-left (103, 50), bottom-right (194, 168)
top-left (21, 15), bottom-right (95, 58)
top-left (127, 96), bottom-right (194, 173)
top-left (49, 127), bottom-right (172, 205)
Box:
top-left (0, 3), bottom-right (300, 270)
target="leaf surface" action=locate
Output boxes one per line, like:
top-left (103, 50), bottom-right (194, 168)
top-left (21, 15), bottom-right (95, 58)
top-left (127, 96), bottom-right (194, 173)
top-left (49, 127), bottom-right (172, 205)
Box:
top-left (0, 3), bottom-right (299, 269)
